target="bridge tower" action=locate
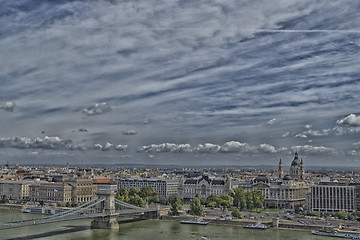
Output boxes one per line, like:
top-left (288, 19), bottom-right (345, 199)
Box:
top-left (91, 184), bottom-right (119, 229)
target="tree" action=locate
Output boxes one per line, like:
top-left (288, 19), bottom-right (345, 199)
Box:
top-left (169, 195), bottom-right (182, 214)
top-left (335, 211), bottom-right (347, 220)
top-left (269, 201), bottom-right (277, 209)
top-left (206, 194), bottom-right (220, 207)
top-left (219, 194), bottom-right (233, 209)
top-left (231, 209), bottom-right (242, 218)
top-left (159, 195), bottom-right (169, 205)
top-left (245, 191), bottom-right (254, 210)
top-left (115, 188), bottom-right (129, 202)
top-left (0, 195), bottom-right (9, 204)
top-left (190, 197), bottom-right (203, 216)
top-left (128, 195), bottom-right (146, 208)
top-left (128, 187), bottom-right (140, 197)
top-left (232, 188), bottom-right (247, 210)
top-left (347, 213), bottom-right (354, 220)
top-left (139, 186), bottom-right (159, 204)
top-left (252, 190), bottom-right (264, 209)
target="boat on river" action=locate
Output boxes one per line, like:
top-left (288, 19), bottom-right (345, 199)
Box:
top-left (312, 225), bottom-right (360, 239)
top-left (244, 222), bottom-right (268, 229)
top-left (181, 218), bottom-right (210, 225)
top-left (22, 207), bottom-right (62, 215)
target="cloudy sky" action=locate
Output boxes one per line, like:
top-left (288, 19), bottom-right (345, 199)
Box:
top-left (1, 0), bottom-right (360, 167)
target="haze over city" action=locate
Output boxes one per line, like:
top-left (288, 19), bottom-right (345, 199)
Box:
top-left (1, 0), bottom-right (360, 166)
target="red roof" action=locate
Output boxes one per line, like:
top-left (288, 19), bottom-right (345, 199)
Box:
top-left (93, 179), bottom-right (111, 183)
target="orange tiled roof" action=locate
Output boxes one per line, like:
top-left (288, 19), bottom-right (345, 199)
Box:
top-left (93, 179), bottom-right (111, 183)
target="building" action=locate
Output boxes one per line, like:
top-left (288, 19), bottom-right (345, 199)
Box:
top-left (0, 180), bottom-right (32, 200)
top-left (289, 151), bottom-right (305, 180)
top-left (65, 178), bottom-right (97, 204)
top-left (117, 178), bottom-right (179, 197)
top-left (178, 175), bottom-right (232, 200)
top-left (310, 182), bottom-right (356, 213)
top-left (29, 183), bottom-right (72, 204)
top-left (350, 183), bottom-right (360, 211)
top-left (239, 152), bottom-right (309, 210)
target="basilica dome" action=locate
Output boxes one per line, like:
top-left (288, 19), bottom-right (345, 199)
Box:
top-left (291, 152), bottom-right (301, 166)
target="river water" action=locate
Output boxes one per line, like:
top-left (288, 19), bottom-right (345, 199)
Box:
top-left (0, 208), bottom-right (330, 240)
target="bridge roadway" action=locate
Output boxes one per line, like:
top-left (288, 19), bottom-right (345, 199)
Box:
top-left (0, 207), bottom-right (158, 230)
top-left (0, 184), bottom-right (160, 230)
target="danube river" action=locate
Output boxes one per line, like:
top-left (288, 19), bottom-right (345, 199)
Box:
top-left (0, 208), bottom-right (331, 240)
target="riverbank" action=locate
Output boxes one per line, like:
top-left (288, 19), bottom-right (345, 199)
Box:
top-left (159, 215), bottom-right (333, 232)
top-left (0, 204), bottom-right (23, 210)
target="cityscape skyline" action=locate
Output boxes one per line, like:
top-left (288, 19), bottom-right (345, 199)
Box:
top-left (1, 0), bottom-right (360, 166)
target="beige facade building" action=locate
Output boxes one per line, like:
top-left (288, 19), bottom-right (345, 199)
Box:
top-left (29, 183), bottom-right (72, 204)
top-left (65, 178), bottom-right (97, 203)
top-left (0, 180), bottom-right (32, 200)
top-left (178, 175), bottom-right (232, 200)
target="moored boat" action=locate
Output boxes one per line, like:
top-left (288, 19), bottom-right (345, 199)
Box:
top-left (181, 218), bottom-right (210, 225)
top-left (311, 227), bottom-right (360, 239)
top-left (22, 207), bottom-right (62, 215)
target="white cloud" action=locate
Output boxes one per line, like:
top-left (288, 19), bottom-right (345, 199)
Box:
top-left (0, 136), bottom-right (73, 150)
top-left (219, 141), bottom-right (256, 153)
top-left (282, 132), bottom-right (290, 137)
top-left (294, 129), bottom-right (330, 138)
top-left (258, 144), bottom-right (277, 153)
top-left (337, 114), bottom-right (360, 127)
top-left (194, 143), bottom-right (221, 153)
top-left (138, 141), bottom-right (285, 154)
top-left (137, 143), bottom-right (193, 153)
top-left (122, 130), bottom-right (138, 136)
top-left (83, 102), bottom-right (112, 116)
top-left (94, 142), bottom-right (128, 151)
top-left (346, 150), bottom-right (358, 156)
top-left (295, 133), bottom-right (307, 138)
top-left (116, 144), bottom-right (128, 151)
top-left (0, 101), bottom-right (16, 112)
top-left (290, 145), bottom-right (335, 154)
top-left (305, 124), bottom-right (312, 129)
top-left (266, 118), bottom-right (278, 125)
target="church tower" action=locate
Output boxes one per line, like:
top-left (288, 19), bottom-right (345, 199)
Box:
top-left (300, 159), bottom-right (305, 179)
top-left (278, 159), bottom-right (283, 179)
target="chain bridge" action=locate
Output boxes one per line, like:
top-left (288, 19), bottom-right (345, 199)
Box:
top-left (0, 184), bottom-right (160, 230)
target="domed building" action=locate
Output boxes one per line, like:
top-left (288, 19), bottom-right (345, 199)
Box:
top-left (240, 152), bottom-right (309, 211)
top-left (289, 151), bottom-right (305, 180)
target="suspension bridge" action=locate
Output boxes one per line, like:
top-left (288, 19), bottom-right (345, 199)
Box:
top-left (0, 184), bottom-right (160, 230)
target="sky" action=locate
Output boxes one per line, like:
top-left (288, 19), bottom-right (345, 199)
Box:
top-left (1, 0), bottom-right (360, 167)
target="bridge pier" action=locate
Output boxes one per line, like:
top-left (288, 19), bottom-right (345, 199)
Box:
top-left (142, 206), bottom-right (161, 220)
top-left (91, 216), bottom-right (119, 229)
top-left (91, 184), bottom-right (119, 229)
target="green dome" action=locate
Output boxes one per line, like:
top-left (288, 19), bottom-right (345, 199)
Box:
top-left (291, 158), bottom-right (301, 167)
top-left (291, 152), bottom-right (302, 167)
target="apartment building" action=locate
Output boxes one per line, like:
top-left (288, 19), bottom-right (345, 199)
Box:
top-left (118, 178), bottom-right (179, 197)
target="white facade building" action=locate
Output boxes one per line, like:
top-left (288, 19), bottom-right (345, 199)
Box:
top-left (117, 178), bottom-right (179, 197)
top-left (310, 183), bottom-right (356, 213)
